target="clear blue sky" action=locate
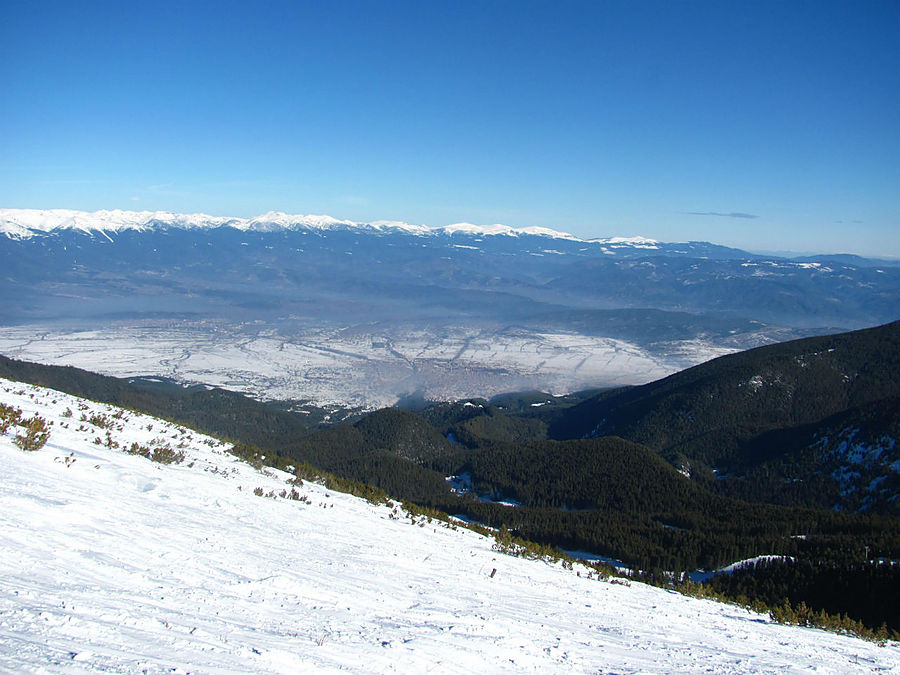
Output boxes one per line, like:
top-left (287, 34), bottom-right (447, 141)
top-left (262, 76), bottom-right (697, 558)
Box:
top-left (2, 0), bottom-right (898, 256)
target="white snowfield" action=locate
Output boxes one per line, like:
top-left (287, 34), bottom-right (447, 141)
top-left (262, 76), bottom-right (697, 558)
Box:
top-left (1, 379), bottom-right (898, 674)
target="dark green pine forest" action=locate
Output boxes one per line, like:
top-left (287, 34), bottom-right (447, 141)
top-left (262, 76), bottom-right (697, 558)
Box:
top-left (2, 320), bottom-right (899, 633)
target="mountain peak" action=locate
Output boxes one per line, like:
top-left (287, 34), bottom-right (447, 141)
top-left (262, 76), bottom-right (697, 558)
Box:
top-left (442, 222), bottom-right (516, 236)
top-left (593, 235), bottom-right (660, 248)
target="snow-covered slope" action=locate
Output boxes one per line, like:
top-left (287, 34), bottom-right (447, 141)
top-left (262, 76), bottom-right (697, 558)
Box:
top-left (1, 378), bottom-right (898, 674)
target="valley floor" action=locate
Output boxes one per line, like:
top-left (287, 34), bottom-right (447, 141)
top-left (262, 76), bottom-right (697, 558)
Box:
top-left (1, 379), bottom-right (898, 674)
top-left (0, 321), bottom-right (735, 408)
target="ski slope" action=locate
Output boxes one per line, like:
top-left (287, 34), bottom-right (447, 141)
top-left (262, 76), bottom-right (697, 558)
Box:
top-left (1, 378), bottom-right (898, 674)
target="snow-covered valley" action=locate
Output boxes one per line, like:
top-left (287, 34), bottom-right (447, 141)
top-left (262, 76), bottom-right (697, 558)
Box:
top-left (1, 378), bottom-right (898, 673)
top-left (0, 322), bottom-right (732, 409)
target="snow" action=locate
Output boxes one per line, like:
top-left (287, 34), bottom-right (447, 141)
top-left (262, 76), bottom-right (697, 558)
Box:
top-left (0, 324), bottom-right (691, 409)
top-left (716, 556), bottom-right (795, 575)
top-left (815, 427), bottom-right (900, 507)
top-left (367, 220), bottom-right (432, 236)
top-left (2, 379), bottom-right (899, 673)
top-left (245, 211), bottom-right (356, 231)
top-left (745, 375), bottom-right (765, 393)
top-left (516, 226), bottom-right (581, 241)
top-left (446, 472), bottom-right (471, 494)
top-left (592, 235), bottom-right (660, 249)
top-left (0, 208), bottom-right (644, 245)
top-left (560, 550), bottom-right (631, 572)
top-left (0, 208), bottom-right (238, 238)
top-left (442, 223), bottom-right (518, 237)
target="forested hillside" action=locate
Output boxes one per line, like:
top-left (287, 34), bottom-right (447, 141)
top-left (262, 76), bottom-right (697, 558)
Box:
top-left (0, 355), bottom-right (331, 442)
top-left (548, 320), bottom-right (900, 513)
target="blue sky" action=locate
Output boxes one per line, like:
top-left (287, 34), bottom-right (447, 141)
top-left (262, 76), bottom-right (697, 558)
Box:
top-left (1, 0), bottom-right (898, 256)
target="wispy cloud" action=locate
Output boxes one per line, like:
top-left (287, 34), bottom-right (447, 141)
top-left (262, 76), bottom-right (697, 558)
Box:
top-left (684, 211), bottom-right (759, 219)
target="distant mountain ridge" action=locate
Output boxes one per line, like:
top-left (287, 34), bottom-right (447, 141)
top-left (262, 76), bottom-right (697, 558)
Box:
top-left (2, 206), bottom-right (898, 406)
top-left (0, 207), bottom-right (606, 243)
top-left (8, 207), bottom-right (900, 264)
top-left (6, 207), bottom-right (897, 268)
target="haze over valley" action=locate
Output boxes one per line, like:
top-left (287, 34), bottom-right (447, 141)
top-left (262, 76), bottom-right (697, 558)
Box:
top-left (3, 208), bottom-right (895, 409)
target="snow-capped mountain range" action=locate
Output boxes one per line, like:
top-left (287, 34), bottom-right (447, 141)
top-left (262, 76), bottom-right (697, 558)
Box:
top-left (0, 207), bottom-right (625, 243)
top-left (2, 377), bottom-right (898, 673)
top-left (2, 206), bottom-right (899, 409)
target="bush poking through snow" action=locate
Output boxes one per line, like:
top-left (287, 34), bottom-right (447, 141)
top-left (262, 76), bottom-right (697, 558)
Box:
top-left (85, 412), bottom-right (115, 429)
top-left (13, 415), bottom-right (51, 451)
top-left (126, 442), bottom-right (148, 456)
top-left (125, 441), bottom-right (185, 465)
top-left (1, 403), bottom-right (50, 451)
top-left (0, 403), bottom-right (23, 434)
top-left (150, 445), bottom-right (186, 465)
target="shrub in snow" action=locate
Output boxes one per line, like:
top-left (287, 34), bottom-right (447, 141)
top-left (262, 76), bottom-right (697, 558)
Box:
top-left (13, 415), bottom-right (51, 451)
top-left (125, 441), bottom-right (185, 465)
top-left (0, 403), bottom-right (23, 433)
top-left (85, 412), bottom-right (115, 429)
top-left (127, 442), bottom-right (148, 456)
top-left (150, 446), bottom-right (186, 465)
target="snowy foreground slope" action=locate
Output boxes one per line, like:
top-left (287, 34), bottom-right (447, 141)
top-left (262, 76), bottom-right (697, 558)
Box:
top-left (1, 380), bottom-right (898, 674)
